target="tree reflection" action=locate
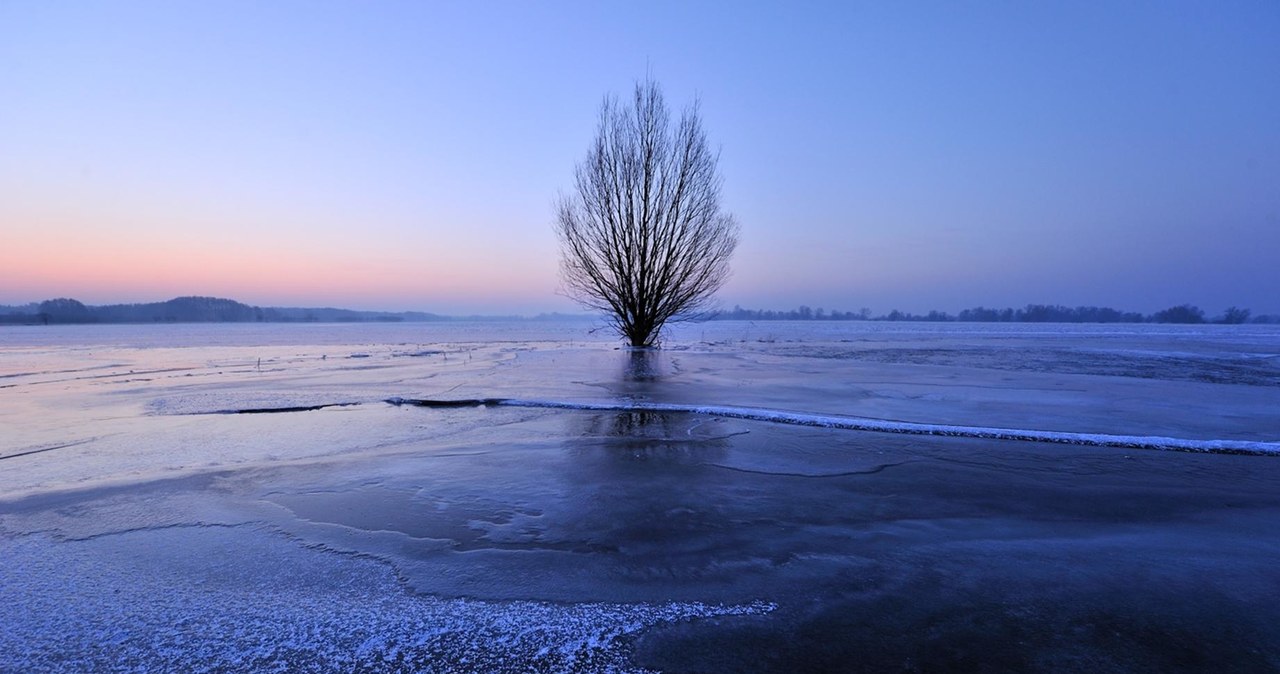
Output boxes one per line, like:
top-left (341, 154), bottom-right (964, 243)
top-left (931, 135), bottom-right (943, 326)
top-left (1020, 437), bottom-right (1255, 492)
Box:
top-left (623, 348), bottom-right (661, 382)
top-left (574, 409), bottom-right (728, 465)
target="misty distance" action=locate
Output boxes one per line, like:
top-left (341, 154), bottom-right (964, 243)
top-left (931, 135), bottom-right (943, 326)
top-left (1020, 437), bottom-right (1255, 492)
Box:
top-left (2, 296), bottom-right (1271, 326)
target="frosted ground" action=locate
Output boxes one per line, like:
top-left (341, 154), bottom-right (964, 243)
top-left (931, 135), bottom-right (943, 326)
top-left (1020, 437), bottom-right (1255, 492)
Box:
top-left (2, 320), bottom-right (1279, 672)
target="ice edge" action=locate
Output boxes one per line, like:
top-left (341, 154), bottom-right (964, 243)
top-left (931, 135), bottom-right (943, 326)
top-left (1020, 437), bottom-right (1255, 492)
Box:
top-left (386, 397), bottom-right (1280, 456)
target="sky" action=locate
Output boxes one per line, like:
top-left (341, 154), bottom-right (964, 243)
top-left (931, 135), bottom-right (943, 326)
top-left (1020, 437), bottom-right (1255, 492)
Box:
top-left (2, 1), bottom-right (1278, 316)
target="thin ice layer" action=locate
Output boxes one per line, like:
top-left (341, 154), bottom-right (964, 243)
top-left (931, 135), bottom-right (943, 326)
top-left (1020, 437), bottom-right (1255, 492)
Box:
top-left (0, 525), bottom-right (773, 673)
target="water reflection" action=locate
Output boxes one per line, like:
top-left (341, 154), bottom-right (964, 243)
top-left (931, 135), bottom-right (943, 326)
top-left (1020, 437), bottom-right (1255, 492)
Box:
top-left (623, 348), bottom-right (661, 382)
top-left (571, 409), bottom-right (730, 465)
top-left (548, 409), bottom-right (759, 587)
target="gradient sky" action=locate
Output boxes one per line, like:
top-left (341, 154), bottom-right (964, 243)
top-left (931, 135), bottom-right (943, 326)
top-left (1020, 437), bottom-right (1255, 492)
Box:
top-left (3, 1), bottom-right (1278, 316)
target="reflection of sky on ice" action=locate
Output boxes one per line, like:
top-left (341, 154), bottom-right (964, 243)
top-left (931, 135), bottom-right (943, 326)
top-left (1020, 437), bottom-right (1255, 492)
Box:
top-left (2, 321), bottom-right (1280, 671)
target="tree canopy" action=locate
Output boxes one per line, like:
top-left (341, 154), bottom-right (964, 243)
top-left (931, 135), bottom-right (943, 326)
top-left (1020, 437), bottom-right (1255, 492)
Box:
top-left (555, 79), bottom-right (738, 347)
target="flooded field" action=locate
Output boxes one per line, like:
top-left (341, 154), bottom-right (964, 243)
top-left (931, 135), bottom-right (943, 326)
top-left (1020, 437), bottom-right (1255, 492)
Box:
top-left (3, 321), bottom-right (1279, 672)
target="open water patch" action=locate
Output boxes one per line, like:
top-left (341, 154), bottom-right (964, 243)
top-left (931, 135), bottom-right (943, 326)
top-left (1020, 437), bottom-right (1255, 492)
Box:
top-left (148, 393), bottom-right (367, 416)
top-left (0, 438), bottom-right (96, 462)
top-left (217, 402), bottom-right (361, 414)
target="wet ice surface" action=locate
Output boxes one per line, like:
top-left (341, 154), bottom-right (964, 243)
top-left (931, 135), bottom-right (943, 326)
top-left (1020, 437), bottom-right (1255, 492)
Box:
top-left (2, 321), bottom-right (1280, 672)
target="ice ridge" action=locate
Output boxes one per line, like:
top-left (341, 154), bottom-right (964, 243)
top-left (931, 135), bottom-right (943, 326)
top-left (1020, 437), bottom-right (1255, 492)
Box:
top-left (386, 397), bottom-right (1280, 456)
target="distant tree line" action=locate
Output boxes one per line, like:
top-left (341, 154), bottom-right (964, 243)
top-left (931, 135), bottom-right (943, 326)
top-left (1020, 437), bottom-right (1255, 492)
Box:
top-left (0, 297), bottom-right (446, 325)
top-left (712, 304), bottom-right (1275, 324)
top-left (4, 297), bottom-right (1274, 326)
top-left (715, 305), bottom-right (873, 321)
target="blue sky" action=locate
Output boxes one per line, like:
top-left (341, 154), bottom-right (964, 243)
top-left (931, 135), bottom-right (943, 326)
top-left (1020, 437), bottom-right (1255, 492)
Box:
top-left (2, 1), bottom-right (1277, 315)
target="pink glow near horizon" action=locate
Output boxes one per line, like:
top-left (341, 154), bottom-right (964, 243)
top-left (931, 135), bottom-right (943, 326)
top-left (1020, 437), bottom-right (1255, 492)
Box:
top-left (3, 3), bottom-right (1277, 315)
top-left (1, 224), bottom-right (565, 312)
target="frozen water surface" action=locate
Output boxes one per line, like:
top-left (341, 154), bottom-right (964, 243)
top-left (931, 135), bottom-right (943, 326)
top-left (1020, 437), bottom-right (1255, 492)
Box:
top-left (2, 321), bottom-right (1279, 672)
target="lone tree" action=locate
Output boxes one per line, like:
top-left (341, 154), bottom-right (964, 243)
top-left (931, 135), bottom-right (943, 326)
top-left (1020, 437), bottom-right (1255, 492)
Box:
top-left (555, 79), bottom-right (738, 347)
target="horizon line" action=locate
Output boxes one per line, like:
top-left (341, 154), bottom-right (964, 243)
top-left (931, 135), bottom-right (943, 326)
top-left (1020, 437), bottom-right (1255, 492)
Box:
top-left (2, 294), bottom-right (1275, 323)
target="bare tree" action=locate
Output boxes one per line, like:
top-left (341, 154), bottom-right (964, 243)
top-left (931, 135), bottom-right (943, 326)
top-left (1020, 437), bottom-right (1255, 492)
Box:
top-left (555, 79), bottom-right (738, 347)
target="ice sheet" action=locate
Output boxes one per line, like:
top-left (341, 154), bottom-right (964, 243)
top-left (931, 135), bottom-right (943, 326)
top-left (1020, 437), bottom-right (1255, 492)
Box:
top-left (3, 321), bottom-right (1279, 671)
